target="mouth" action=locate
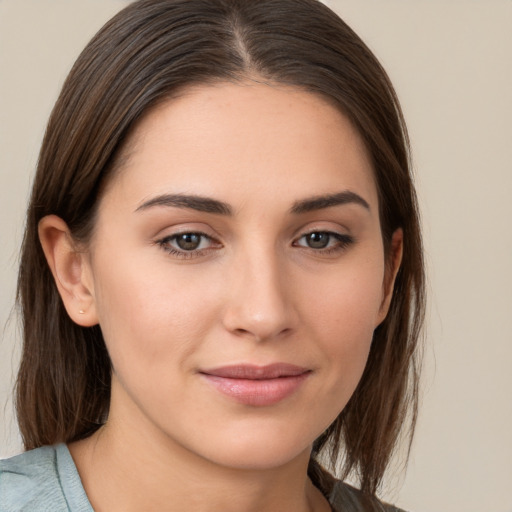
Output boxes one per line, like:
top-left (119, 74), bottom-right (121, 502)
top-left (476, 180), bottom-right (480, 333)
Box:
top-left (199, 363), bottom-right (311, 406)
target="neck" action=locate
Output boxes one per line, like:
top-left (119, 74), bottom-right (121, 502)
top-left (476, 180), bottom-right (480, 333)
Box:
top-left (68, 391), bottom-right (330, 512)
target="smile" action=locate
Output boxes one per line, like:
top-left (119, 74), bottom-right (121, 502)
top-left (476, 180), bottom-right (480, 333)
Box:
top-left (199, 364), bottom-right (311, 406)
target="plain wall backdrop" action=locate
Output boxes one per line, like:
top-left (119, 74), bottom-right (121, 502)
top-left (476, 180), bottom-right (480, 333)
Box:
top-left (1, 1), bottom-right (511, 511)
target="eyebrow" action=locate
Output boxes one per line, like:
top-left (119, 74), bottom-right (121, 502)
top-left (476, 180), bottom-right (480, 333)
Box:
top-left (290, 190), bottom-right (370, 214)
top-left (135, 190), bottom-right (370, 216)
top-left (135, 194), bottom-right (232, 215)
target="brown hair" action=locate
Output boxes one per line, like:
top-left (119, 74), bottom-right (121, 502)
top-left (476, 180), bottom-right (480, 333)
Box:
top-left (16, 0), bottom-right (425, 497)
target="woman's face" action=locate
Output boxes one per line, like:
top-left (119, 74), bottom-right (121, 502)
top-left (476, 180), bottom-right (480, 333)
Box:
top-left (81, 82), bottom-right (397, 469)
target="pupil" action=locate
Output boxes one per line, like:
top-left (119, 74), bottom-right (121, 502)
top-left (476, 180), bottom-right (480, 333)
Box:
top-left (307, 232), bottom-right (329, 248)
top-left (177, 233), bottom-right (201, 250)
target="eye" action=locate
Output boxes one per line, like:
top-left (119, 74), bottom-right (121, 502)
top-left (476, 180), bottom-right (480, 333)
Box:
top-left (173, 233), bottom-right (205, 251)
top-left (294, 231), bottom-right (354, 252)
top-left (156, 231), bottom-right (220, 258)
top-left (301, 232), bottom-right (331, 249)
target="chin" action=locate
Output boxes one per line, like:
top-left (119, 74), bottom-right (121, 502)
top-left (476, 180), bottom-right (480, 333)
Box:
top-left (184, 423), bottom-right (317, 472)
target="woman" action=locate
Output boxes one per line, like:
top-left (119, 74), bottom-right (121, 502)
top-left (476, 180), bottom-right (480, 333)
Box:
top-left (0, 0), bottom-right (425, 510)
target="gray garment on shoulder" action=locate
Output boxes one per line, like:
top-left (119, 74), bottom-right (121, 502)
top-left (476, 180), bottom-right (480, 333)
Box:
top-left (0, 444), bottom-right (93, 511)
top-left (329, 480), bottom-right (406, 512)
top-left (0, 444), bottom-right (406, 512)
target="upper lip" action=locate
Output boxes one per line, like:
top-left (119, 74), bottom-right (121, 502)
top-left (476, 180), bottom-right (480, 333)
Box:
top-left (200, 363), bottom-right (310, 380)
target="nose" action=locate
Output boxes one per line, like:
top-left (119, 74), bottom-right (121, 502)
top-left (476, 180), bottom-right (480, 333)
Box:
top-left (221, 246), bottom-right (297, 342)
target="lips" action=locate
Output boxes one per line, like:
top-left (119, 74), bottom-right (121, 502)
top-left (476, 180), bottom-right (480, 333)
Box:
top-left (199, 364), bottom-right (311, 406)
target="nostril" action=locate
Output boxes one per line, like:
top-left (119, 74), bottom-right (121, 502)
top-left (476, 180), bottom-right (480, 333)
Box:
top-left (233, 327), bottom-right (250, 336)
top-left (230, 325), bottom-right (293, 343)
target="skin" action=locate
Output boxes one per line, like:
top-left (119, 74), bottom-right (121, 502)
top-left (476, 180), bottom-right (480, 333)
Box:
top-left (40, 81), bottom-right (402, 512)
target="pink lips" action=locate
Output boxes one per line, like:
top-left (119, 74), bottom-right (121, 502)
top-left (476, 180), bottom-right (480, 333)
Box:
top-left (200, 363), bottom-right (310, 406)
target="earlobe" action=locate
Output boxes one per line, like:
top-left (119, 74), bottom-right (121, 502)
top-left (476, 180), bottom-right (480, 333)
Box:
top-left (376, 228), bottom-right (403, 325)
top-left (38, 215), bottom-right (98, 327)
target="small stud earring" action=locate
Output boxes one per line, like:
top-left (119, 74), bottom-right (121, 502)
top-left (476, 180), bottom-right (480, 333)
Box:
top-left (79, 310), bottom-right (85, 314)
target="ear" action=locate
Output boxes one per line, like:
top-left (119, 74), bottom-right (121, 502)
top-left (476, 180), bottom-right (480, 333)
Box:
top-left (376, 228), bottom-right (403, 326)
top-left (38, 215), bottom-right (98, 327)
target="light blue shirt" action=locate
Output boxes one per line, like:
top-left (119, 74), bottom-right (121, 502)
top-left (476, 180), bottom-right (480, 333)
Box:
top-left (0, 444), bottom-right (93, 512)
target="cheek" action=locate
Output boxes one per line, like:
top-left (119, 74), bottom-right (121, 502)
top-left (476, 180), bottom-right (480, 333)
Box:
top-left (90, 253), bottom-right (220, 377)
top-left (305, 253), bottom-right (385, 332)
top-left (301, 257), bottom-right (385, 390)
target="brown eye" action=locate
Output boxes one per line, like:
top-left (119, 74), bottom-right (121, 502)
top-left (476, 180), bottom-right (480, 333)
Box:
top-left (304, 232), bottom-right (330, 249)
top-left (294, 231), bottom-right (354, 253)
top-left (175, 233), bottom-right (202, 251)
top-left (157, 231), bottom-right (217, 256)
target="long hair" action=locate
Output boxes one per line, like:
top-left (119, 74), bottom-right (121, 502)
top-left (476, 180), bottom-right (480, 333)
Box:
top-left (16, 0), bottom-right (425, 496)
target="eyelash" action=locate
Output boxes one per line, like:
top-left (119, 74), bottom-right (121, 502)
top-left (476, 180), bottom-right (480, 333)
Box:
top-left (293, 231), bottom-right (354, 255)
top-left (155, 230), bottom-right (354, 259)
top-left (156, 231), bottom-right (219, 260)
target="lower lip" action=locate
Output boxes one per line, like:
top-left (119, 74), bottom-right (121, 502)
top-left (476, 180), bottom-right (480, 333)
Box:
top-left (201, 373), bottom-right (310, 406)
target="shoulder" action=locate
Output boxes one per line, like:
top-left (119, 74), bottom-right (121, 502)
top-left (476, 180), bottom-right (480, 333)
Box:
top-left (329, 480), bottom-right (407, 512)
top-left (0, 444), bottom-right (77, 511)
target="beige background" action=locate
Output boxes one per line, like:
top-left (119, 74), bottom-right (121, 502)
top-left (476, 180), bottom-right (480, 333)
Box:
top-left (1, 1), bottom-right (511, 511)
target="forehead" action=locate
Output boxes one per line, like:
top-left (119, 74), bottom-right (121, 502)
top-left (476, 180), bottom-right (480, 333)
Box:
top-left (103, 81), bottom-right (378, 213)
